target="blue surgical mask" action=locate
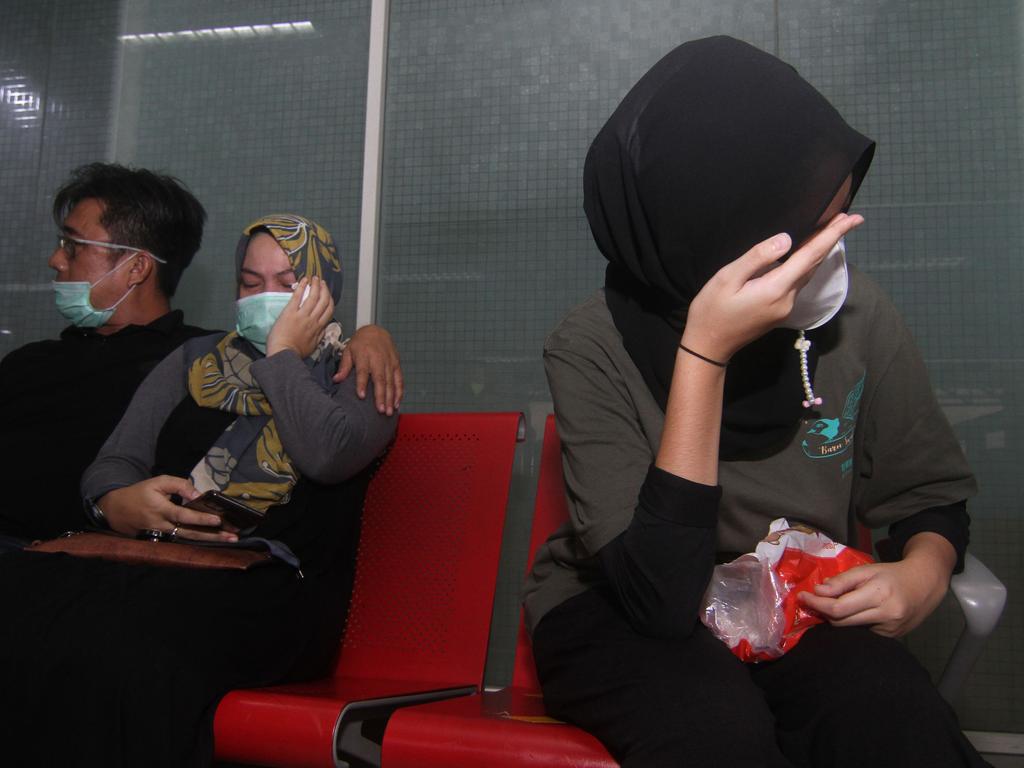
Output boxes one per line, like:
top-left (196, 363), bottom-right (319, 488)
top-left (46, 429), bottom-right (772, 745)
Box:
top-left (52, 256), bottom-right (138, 328)
top-left (235, 292), bottom-right (292, 354)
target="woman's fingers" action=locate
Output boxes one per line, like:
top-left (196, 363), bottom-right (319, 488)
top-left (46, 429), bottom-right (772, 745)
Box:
top-left (289, 277), bottom-right (310, 311)
top-left (316, 294), bottom-right (335, 328)
top-left (296, 277), bottom-right (332, 321)
top-left (173, 524), bottom-right (238, 543)
top-left (265, 276), bottom-right (335, 358)
top-left (162, 501), bottom-right (237, 541)
top-left (301, 276), bottom-right (320, 311)
top-left (682, 212), bottom-right (865, 368)
top-left (101, 476), bottom-right (227, 538)
top-left (308, 278), bottom-right (328, 317)
top-left (299, 279), bottom-right (335, 342)
top-left (169, 505), bottom-right (226, 530)
top-left (799, 580), bottom-right (881, 621)
top-left (150, 474), bottom-right (201, 502)
top-left (773, 212), bottom-right (863, 288)
top-left (718, 232), bottom-right (793, 284)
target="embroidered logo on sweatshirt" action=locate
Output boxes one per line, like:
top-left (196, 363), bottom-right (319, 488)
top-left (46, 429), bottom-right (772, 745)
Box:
top-left (801, 374), bottom-right (864, 460)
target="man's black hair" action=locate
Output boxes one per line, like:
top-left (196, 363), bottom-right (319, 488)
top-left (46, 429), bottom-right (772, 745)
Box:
top-left (53, 163), bottom-right (207, 298)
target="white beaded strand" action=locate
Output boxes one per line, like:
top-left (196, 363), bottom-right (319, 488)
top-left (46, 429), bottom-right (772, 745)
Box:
top-left (795, 331), bottom-right (822, 409)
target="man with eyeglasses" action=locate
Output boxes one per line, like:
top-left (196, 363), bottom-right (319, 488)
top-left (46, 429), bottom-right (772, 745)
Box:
top-left (0, 163), bottom-right (402, 547)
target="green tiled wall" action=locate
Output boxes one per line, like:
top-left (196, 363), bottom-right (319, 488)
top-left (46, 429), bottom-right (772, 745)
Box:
top-left (2, 0), bottom-right (1019, 733)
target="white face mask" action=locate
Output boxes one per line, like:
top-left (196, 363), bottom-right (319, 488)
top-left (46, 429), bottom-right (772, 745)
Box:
top-left (780, 237), bottom-right (848, 331)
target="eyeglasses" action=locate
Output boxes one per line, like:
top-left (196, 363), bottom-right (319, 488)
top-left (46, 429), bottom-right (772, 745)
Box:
top-left (56, 234), bottom-right (166, 263)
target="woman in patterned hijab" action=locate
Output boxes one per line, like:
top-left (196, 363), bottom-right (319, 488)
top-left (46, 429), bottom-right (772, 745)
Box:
top-left (5, 213), bottom-right (395, 766)
top-left (186, 214), bottom-right (348, 517)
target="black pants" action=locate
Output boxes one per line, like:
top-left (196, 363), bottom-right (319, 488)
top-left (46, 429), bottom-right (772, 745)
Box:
top-left (0, 550), bottom-right (350, 768)
top-left (532, 587), bottom-right (990, 768)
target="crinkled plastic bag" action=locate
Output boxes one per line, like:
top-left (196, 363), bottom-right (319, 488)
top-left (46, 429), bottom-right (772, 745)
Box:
top-left (700, 518), bottom-right (874, 662)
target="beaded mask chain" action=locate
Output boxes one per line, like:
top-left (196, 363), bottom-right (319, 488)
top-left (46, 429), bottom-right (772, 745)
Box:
top-left (794, 331), bottom-right (822, 408)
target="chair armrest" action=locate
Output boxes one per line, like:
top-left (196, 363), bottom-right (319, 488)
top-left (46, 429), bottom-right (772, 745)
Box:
top-left (937, 553), bottom-right (1007, 704)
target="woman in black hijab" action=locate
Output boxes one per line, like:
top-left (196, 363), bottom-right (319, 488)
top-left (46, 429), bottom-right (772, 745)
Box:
top-left (523, 36), bottom-right (986, 767)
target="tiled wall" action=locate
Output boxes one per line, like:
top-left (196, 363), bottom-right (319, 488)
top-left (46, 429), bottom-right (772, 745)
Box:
top-left (778, 0), bottom-right (1023, 731)
top-left (111, 0), bottom-right (371, 336)
top-left (376, 0), bottom-right (1022, 731)
top-left (0, 0), bottom-right (122, 356)
top-left (2, 0), bottom-right (1019, 733)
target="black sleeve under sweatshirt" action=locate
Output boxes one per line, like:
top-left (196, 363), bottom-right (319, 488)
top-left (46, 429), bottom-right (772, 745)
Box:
top-left (598, 464), bottom-right (720, 639)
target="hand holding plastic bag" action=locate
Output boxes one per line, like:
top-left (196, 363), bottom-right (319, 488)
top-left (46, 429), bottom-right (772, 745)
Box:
top-left (700, 518), bottom-right (873, 662)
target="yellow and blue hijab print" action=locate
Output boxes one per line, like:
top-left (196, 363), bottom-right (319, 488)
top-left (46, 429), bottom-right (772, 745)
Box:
top-left (237, 213), bottom-right (343, 302)
top-left (183, 214), bottom-right (345, 516)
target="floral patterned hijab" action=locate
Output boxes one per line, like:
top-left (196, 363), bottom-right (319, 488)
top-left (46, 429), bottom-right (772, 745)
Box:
top-left (183, 214), bottom-right (345, 514)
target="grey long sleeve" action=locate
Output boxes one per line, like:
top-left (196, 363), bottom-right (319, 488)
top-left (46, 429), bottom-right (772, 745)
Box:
top-left (81, 342), bottom-right (194, 501)
top-left (249, 350), bottom-right (395, 484)
top-left (83, 343), bottom-right (396, 501)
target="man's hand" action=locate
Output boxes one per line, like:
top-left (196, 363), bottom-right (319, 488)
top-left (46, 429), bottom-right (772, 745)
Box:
top-left (334, 324), bottom-right (403, 415)
top-left (99, 476), bottom-right (238, 543)
top-left (798, 532), bottom-right (955, 637)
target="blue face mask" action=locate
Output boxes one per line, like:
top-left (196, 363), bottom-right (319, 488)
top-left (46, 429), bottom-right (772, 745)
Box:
top-left (235, 292), bottom-right (292, 354)
top-left (51, 256), bottom-right (138, 328)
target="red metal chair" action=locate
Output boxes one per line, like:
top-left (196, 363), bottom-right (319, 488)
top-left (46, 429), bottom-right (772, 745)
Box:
top-left (381, 414), bottom-right (618, 768)
top-left (382, 414), bottom-right (1005, 767)
top-left (213, 411), bottom-right (524, 768)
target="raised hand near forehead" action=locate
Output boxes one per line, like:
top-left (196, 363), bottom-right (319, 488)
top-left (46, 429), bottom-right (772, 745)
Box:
top-left (681, 213), bottom-right (864, 365)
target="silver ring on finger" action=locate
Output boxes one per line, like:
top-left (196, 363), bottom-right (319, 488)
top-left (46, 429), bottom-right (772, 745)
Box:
top-left (170, 525), bottom-right (179, 540)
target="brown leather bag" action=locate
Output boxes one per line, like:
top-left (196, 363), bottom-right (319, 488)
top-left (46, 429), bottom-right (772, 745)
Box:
top-left (26, 531), bottom-right (272, 571)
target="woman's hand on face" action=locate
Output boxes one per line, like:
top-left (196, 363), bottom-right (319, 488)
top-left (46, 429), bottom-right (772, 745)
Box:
top-left (266, 276), bottom-right (335, 358)
top-left (681, 213), bottom-right (864, 363)
top-left (797, 532), bottom-right (955, 638)
top-left (98, 475), bottom-right (239, 542)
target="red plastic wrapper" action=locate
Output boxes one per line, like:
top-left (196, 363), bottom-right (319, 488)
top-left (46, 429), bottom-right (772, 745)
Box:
top-left (700, 518), bottom-right (874, 662)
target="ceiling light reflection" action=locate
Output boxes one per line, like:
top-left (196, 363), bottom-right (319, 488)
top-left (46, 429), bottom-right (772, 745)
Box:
top-left (119, 21), bottom-right (316, 45)
top-left (0, 73), bottom-right (42, 129)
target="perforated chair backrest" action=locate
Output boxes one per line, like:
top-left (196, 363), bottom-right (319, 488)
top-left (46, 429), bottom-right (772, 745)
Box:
top-left (512, 414), bottom-right (569, 690)
top-left (336, 412), bottom-right (521, 688)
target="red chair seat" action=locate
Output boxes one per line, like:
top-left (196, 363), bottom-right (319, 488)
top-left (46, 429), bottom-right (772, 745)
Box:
top-left (380, 415), bottom-right (619, 767)
top-left (213, 412), bottom-right (523, 768)
top-left (383, 688), bottom-right (615, 768)
top-left (216, 677), bottom-right (474, 767)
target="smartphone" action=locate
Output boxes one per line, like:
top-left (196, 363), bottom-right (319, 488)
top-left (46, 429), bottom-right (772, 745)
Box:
top-left (185, 490), bottom-right (266, 530)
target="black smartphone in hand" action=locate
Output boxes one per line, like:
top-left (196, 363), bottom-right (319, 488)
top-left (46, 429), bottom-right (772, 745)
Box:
top-left (185, 491), bottom-right (266, 530)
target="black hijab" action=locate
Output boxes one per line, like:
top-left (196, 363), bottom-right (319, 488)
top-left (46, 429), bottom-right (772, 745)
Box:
top-left (585, 36), bottom-right (875, 459)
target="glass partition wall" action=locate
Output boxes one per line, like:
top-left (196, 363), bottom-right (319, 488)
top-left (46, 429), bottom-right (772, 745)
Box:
top-left (2, 0), bottom-right (1020, 737)
top-left (0, 0), bottom-right (124, 354)
top-left (111, 0), bottom-right (372, 335)
top-left (376, 0), bottom-right (1022, 735)
top-left (0, 0), bottom-right (371, 346)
